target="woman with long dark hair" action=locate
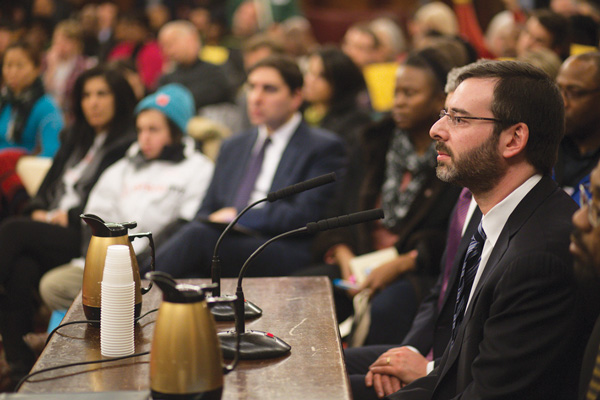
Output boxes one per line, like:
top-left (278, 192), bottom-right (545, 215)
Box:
top-left (303, 45), bottom-right (371, 148)
top-left (0, 64), bottom-right (137, 389)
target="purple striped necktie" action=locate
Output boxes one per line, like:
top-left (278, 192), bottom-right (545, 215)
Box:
top-left (438, 188), bottom-right (472, 309)
top-left (233, 137), bottom-right (271, 211)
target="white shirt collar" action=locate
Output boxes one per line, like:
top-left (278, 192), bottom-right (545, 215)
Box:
top-left (255, 112), bottom-right (301, 152)
top-left (480, 174), bottom-right (542, 248)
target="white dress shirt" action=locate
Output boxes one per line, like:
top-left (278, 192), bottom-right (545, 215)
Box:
top-left (248, 112), bottom-right (301, 206)
top-left (465, 174), bottom-right (542, 310)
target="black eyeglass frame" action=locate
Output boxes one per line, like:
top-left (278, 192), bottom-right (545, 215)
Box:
top-left (438, 109), bottom-right (505, 125)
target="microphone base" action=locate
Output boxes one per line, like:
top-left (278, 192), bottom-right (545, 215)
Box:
top-left (210, 296), bottom-right (262, 321)
top-left (219, 330), bottom-right (291, 360)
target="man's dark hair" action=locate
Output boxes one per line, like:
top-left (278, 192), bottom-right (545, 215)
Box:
top-left (532, 9), bottom-right (571, 59)
top-left (456, 60), bottom-right (564, 175)
top-left (246, 55), bottom-right (303, 93)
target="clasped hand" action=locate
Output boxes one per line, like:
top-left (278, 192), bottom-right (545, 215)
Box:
top-left (365, 346), bottom-right (428, 398)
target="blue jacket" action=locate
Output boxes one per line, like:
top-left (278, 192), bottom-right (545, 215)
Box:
top-left (0, 94), bottom-right (63, 157)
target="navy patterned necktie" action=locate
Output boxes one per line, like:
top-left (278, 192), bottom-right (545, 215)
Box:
top-left (233, 137), bottom-right (271, 211)
top-left (451, 221), bottom-right (486, 345)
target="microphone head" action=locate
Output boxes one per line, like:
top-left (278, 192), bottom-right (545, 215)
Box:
top-left (267, 172), bottom-right (336, 202)
top-left (306, 208), bottom-right (384, 234)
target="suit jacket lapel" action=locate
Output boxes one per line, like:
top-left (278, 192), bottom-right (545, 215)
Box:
top-left (269, 122), bottom-right (306, 191)
top-left (465, 176), bottom-right (557, 313)
top-left (225, 129), bottom-right (258, 205)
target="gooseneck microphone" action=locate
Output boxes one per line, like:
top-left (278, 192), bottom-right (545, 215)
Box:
top-left (210, 172), bottom-right (337, 321)
top-left (218, 208), bottom-right (384, 360)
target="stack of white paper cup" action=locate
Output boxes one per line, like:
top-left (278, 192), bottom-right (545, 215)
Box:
top-left (100, 245), bottom-right (135, 357)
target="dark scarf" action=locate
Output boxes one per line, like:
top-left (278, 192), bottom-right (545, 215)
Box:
top-left (381, 129), bottom-right (437, 229)
top-left (0, 77), bottom-right (46, 144)
top-left (131, 142), bottom-right (186, 168)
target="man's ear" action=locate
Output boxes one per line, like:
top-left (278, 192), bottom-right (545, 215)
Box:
top-left (501, 122), bottom-right (529, 159)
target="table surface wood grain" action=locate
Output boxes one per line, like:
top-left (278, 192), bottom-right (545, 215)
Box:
top-left (18, 277), bottom-right (351, 400)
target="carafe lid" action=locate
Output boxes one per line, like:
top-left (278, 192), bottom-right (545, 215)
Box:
top-left (147, 271), bottom-right (217, 303)
top-left (81, 214), bottom-right (137, 237)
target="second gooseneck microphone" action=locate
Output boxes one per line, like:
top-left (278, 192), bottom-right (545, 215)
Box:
top-left (218, 208), bottom-right (385, 360)
top-left (210, 172), bottom-right (337, 321)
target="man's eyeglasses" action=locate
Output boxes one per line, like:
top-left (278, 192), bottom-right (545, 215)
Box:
top-left (558, 86), bottom-right (600, 101)
top-left (438, 110), bottom-right (504, 127)
top-left (579, 183), bottom-right (600, 228)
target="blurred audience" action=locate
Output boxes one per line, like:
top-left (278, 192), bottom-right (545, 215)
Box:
top-left (555, 52), bottom-right (600, 204)
top-left (515, 8), bottom-right (571, 60)
top-left (1, 41), bottom-right (63, 157)
top-left (370, 17), bottom-right (407, 63)
top-left (39, 83), bottom-right (214, 312)
top-left (0, 64), bottom-right (137, 389)
top-left (408, 2), bottom-right (459, 50)
top-left (43, 19), bottom-right (96, 120)
top-left (157, 20), bottom-right (234, 111)
top-left (149, 55), bottom-right (346, 279)
top-left (302, 45), bottom-right (371, 148)
top-left (107, 11), bottom-right (165, 92)
top-left (300, 47), bottom-right (461, 345)
top-left (342, 22), bottom-right (381, 69)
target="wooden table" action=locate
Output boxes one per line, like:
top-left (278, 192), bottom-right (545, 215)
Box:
top-left (18, 277), bottom-right (351, 400)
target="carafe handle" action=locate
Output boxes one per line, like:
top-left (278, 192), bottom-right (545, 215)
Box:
top-left (129, 232), bottom-right (155, 294)
top-left (207, 295), bottom-right (240, 374)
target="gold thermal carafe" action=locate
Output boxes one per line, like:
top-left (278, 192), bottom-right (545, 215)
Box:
top-left (147, 272), bottom-right (238, 400)
top-left (81, 214), bottom-right (155, 323)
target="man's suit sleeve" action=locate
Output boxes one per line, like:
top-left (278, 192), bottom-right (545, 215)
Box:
top-left (238, 135), bottom-right (347, 234)
top-left (401, 271), bottom-right (443, 354)
top-left (387, 367), bottom-right (440, 399)
top-left (453, 252), bottom-right (577, 399)
top-left (195, 137), bottom-right (239, 218)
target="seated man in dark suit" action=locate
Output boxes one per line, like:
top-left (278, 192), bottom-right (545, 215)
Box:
top-left (150, 55), bottom-right (346, 278)
top-left (386, 60), bottom-right (589, 399)
top-left (571, 160), bottom-right (600, 400)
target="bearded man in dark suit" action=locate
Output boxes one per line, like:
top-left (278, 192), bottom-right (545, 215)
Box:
top-left (389, 60), bottom-right (589, 399)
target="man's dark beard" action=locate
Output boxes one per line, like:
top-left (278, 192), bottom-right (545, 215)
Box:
top-left (435, 134), bottom-right (504, 193)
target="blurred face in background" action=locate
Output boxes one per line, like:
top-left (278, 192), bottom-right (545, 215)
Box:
top-left (392, 65), bottom-right (444, 133)
top-left (556, 56), bottom-right (600, 141)
top-left (81, 76), bottom-right (115, 133)
top-left (571, 162), bottom-right (600, 284)
top-left (2, 47), bottom-right (40, 95)
top-left (246, 66), bottom-right (302, 133)
top-left (303, 54), bottom-right (333, 106)
top-left (136, 109), bottom-right (173, 159)
top-left (342, 28), bottom-right (378, 68)
top-left (516, 16), bottom-right (554, 57)
top-left (159, 27), bottom-right (199, 65)
top-left (51, 30), bottom-right (80, 60)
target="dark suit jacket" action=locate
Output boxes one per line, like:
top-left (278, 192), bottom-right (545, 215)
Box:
top-left (391, 176), bottom-right (587, 400)
top-left (402, 207), bottom-right (482, 361)
top-left (197, 120), bottom-right (347, 236)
